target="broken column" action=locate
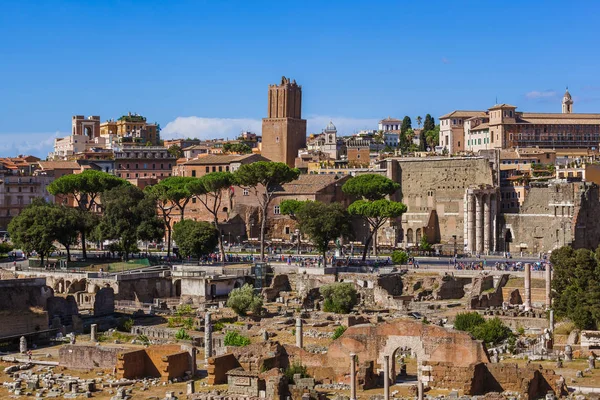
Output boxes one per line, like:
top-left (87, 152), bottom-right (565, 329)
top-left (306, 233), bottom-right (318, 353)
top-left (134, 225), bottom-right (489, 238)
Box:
top-left (550, 309), bottom-right (555, 333)
top-left (90, 324), bottom-right (98, 342)
top-left (204, 312), bottom-right (212, 362)
top-left (417, 380), bottom-right (424, 400)
top-left (545, 264), bottom-right (552, 309)
top-left (589, 356), bottom-right (596, 370)
top-left (19, 336), bottom-right (27, 354)
top-left (475, 194), bottom-right (483, 255)
top-left (295, 317), bottom-right (303, 349)
top-left (524, 263), bottom-right (532, 311)
top-left (383, 355), bottom-right (390, 400)
top-left (349, 353), bottom-right (356, 400)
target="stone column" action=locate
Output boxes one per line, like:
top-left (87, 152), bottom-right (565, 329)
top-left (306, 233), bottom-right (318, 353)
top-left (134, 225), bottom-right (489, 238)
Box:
top-left (475, 194), bottom-right (483, 255)
top-left (467, 192), bottom-right (476, 253)
top-left (417, 380), bottom-right (424, 400)
top-left (383, 355), bottom-right (390, 400)
top-left (550, 310), bottom-right (555, 333)
top-left (189, 346), bottom-right (197, 376)
top-left (90, 324), bottom-right (98, 342)
top-left (483, 195), bottom-right (491, 254)
top-left (545, 265), bottom-right (552, 309)
top-left (19, 336), bottom-right (27, 354)
top-left (490, 194), bottom-right (497, 253)
top-left (295, 317), bottom-right (303, 349)
top-left (350, 353), bottom-right (357, 400)
top-left (524, 263), bottom-right (532, 311)
top-left (204, 312), bottom-right (212, 362)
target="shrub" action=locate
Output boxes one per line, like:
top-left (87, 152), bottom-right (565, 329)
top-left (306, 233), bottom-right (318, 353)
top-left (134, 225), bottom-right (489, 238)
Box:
top-left (471, 318), bottom-right (513, 345)
top-left (136, 334), bottom-right (150, 345)
top-left (332, 325), bottom-right (347, 340)
top-left (391, 250), bottom-right (409, 265)
top-left (454, 312), bottom-right (485, 333)
top-left (167, 316), bottom-right (182, 328)
top-left (176, 304), bottom-right (194, 316)
top-left (182, 317), bottom-right (195, 330)
top-left (554, 321), bottom-right (575, 335)
top-left (320, 283), bottom-right (358, 314)
top-left (175, 328), bottom-right (191, 340)
top-left (226, 284), bottom-right (263, 316)
top-left (224, 331), bottom-right (251, 347)
top-left (284, 361), bottom-right (308, 384)
top-left (118, 318), bottom-right (134, 333)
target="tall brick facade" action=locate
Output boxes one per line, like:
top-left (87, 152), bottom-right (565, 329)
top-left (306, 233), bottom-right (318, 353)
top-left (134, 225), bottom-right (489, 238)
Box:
top-left (261, 77), bottom-right (307, 167)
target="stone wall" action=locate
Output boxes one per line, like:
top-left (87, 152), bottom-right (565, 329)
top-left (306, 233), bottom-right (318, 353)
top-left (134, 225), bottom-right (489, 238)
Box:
top-left (117, 345), bottom-right (191, 381)
top-left (46, 295), bottom-right (79, 326)
top-left (207, 353), bottom-right (241, 385)
top-left (93, 287), bottom-right (115, 316)
top-left (502, 182), bottom-right (600, 253)
top-left (0, 278), bottom-right (53, 311)
top-left (0, 311), bottom-right (48, 338)
top-left (59, 345), bottom-right (124, 370)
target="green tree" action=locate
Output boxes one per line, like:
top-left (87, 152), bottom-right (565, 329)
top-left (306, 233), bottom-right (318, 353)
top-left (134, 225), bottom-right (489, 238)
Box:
top-left (167, 144), bottom-right (184, 158)
top-left (472, 318), bottom-right (513, 345)
top-left (425, 125), bottom-right (440, 150)
top-left (419, 233), bottom-right (433, 252)
top-left (145, 181), bottom-right (178, 256)
top-left (551, 246), bottom-right (600, 329)
top-left (454, 312), bottom-right (486, 333)
top-left (234, 162), bottom-right (300, 260)
top-left (226, 284), bottom-right (263, 316)
top-left (47, 170), bottom-right (128, 258)
top-left (187, 172), bottom-right (235, 262)
top-left (0, 242), bottom-right (14, 256)
top-left (391, 250), bottom-right (408, 265)
top-left (320, 283), bottom-right (358, 314)
top-left (97, 186), bottom-right (164, 259)
top-left (157, 176), bottom-right (196, 221)
top-left (343, 174), bottom-right (406, 260)
top-left (223, 143), bottom-right (252, 154)
top-left (423, 114), bottom-right (435, 133)
top-left (294, 202), bottom-right (352, 268)
top-left (48, 205), bottom-right (84, 262)
top-left (416, 116), bottom-right (423, 129)
top-left (401, 116), bottom-right (412, 134)
top-left (172, 219), bottom-right (219, 262)
top-left (280, 199), bottom-right (308, 254)
top-left (8, 200), bottom-right (56, 265)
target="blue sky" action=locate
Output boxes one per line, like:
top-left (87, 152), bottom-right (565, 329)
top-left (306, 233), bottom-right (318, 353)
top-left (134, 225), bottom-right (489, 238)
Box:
top-left (1, 0), bottom-right (599, 157)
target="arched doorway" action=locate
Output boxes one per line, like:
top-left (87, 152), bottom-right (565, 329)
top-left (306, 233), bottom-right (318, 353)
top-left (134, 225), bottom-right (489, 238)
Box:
top-left (84, 126), bottom-right (92, 138)
top-left (173, 279), bottom-right (181, 297)
top-left (391, 346), bottom-right (419, 383)
top-left (415, 228), bottom-right (422, 243)
top-left (406, 229), bottom-right (413, 244)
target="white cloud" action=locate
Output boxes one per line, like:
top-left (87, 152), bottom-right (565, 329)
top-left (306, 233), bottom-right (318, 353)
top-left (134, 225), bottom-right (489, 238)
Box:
top-left (525, 90), bottom-right (557, 100)
top-left (161, 115), bottom-right (380, 140)
top-left (161, 117), bottom-right (262, 140)
top-left (0, 132), bottom-right (63, 158)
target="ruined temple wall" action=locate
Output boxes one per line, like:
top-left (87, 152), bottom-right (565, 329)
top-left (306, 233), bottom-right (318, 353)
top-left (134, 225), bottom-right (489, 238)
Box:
top-left (0, 278), bottom-right (53, 311)
top-left (60, 345), bottom-right (124, 370)
top-left (0, 311), bottom-right (48, 338)
top-left (117, 349), bottom-right (146, 379)
top-left (388, 157), bottom-right (495, 247)
top-left (502, 182), bottom-right (600, 253)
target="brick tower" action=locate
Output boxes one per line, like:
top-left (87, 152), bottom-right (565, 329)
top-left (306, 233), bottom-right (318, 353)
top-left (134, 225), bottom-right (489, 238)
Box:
top-left (261, 76), bottom-right (307, 167)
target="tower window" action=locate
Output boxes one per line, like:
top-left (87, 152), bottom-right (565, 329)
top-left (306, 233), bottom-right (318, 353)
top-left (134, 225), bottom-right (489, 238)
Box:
top-left (274, 205), bottom-right (280, 215)
top-left (276, 137), bottom-right (280, 143)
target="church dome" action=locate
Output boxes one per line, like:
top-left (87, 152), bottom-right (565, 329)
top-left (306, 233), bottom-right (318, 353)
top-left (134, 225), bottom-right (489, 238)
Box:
top-left (325, 121), bottom-right (336, 131)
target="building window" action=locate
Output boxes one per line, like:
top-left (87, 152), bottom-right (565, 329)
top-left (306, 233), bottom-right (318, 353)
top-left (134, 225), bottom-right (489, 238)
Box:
top-left (274, 205), bottom-right (280, 215)
top-left (226, 166), bottom-right (230, 171)
top-left (243, 189), bottom-right (249, 196)
top-left (276, 137), bottom-right (280, 143)
top-left (206, 167), bottom-right (209, 173)
top-left (192, 197), bottom-right (196, 204)
top-left (218, 166), bottom-right (222, 172)
top-left (285, 226), bottom-right (290, 235)
top-left (192, 170), bottom-right (196, 177)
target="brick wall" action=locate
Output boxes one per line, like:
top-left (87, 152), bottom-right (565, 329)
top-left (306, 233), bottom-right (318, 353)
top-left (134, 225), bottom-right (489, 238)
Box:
top-left (59, 345), bottom-right (124, 370)
top-left (207, 353), bottom-right (241, 385)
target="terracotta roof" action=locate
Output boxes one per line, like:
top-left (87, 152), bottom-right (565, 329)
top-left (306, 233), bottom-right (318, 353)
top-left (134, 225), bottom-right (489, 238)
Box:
top-left (38, 161), bottom-right (81, 170)
top-left (488, 104), bottom-right (517, 110)
top-left (379, 117), bottom-right (402, 123)
top-left (277, 174), bottom-right (349, 194)
top-left (470, 123), bottom-right (490, 131)
top-left (183, 154), bottom-right (267, 166)
top-left (516, 113), bottom-right (600, 125)
top-left (439, 111), bottom-right (486, 119)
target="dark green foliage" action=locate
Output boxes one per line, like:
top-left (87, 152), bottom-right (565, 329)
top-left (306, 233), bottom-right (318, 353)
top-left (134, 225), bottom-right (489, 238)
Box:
top-left (284, 361), bottom-right (308, 384)
top-left (172, 219), bottom-right (219, 261)
top-left (401, 116), bottom-right (412, 134)
top-left (224, 331), bottom-right (251, 346)
top-left (97, 186), bottom-right (164, 259)
top-left (454, 312), bottom-right (486, 332)
top-left (391, 250), bottom-right (409, 265)
top-left (454, 312), bottom-right (512, 345)
top-left (332, 325), bottom-right (347, 340)
top-left (167, 145), bottom-right (184, 158)
top-left (0, 242), bottom-right (14, 256)
top-left (321, 283), bottom-right (358, 314)
top-left (425, 125), bottom-right (440, 150)
top-left (223, 142), bottom-right (252, 154)
top-left (551, 246), bottom-right (600, 329)
top-left (8, 200), bottom-right (57, 265)
top-left (419, 233), bottom-right (433, 252)
top-left (293, 201), bottom-right (352, 267)
top-left (342, 174), bottom-right (400, 201)
top-left (234, 161), bottom-right (300, 259)
top-left (175, 328), bottom-right (191, 340)
top-left (118, 318), bottom-right (134, 332)
top-left (422, 114), bottom-right (435, 133)
top-left (226, 284), bottom-right (263, 316)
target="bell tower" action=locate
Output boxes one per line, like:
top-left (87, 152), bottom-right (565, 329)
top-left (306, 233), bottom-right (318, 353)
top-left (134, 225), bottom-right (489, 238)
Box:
top-left (562, 87), bottom-right (573, 114)
top-left (261, 77), bottom-right (307, 167)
